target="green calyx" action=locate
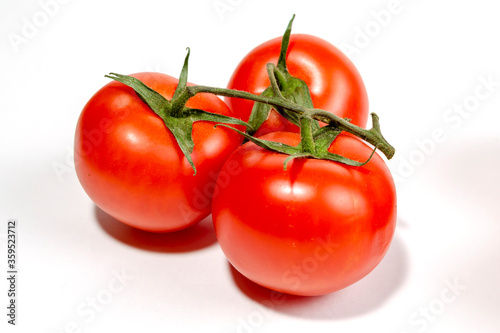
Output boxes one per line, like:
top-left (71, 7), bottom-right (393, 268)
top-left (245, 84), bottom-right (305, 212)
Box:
top-left (217, 117), bottom-right (377, 171)
top-left (105, 48), bottom-right (250, 175)
top-left (247, 14), bottom-right (319, 134)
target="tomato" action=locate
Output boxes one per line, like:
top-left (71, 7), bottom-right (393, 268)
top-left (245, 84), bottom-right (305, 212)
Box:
top-left (226, 34), bottom-right (369, 136)
top-left (74, 72), bottom-right (243, 232)
top-left (212, 132), bottom-right (396, 296)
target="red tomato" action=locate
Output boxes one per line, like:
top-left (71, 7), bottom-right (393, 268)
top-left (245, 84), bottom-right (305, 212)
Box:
top-left (226, 34), bottom-right (369, 136)
top-left (212, 132), bottom-right (396, 296)
top-left (75, 72), bottom-right (243, 232)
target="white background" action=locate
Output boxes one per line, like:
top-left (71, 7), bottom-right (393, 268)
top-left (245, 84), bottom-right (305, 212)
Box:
top-left (1, 0), bottom-right (499, 332)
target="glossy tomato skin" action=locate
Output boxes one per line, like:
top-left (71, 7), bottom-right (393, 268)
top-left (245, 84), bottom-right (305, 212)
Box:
top-left (75, 72), bottom-right (243, 232)
top-left (226, 34), bottom-right (369, 136)
top-left (212, 132), bottom-right (396, 296)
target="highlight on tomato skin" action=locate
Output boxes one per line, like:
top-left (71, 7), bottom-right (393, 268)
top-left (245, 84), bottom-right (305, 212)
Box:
top-left (212, 132), bottom-right (396, 296)
top-left (226, 33), bottom-right (369, 136)
top-left (74, 72), bottom-right (243, 233)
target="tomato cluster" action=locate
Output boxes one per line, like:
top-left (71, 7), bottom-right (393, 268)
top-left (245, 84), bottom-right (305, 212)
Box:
top-left (74, 17), bottom-right (396, 296)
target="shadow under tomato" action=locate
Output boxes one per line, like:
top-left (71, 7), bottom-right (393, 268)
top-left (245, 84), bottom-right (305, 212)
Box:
top-left (229, 231), bottom-right (408, 320)
top-left (94, 205), bottom-right (217, 253)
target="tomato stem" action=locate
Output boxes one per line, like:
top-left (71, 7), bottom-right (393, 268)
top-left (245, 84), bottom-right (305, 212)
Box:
top-left (299, 116), bottom-right (316, 154)
top-left (245, 15), bottom-right (317, 134)
top-left (186, 85), bottom-right (395, 160)
top-left (267, 63), bottom-right (286, 97)
top-left (170, 48), bottom-right (195, 117)
top-left (277, 14), bottom-right (295, 73)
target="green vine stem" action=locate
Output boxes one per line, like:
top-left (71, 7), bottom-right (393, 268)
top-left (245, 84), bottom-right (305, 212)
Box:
top-left (299, 116), bottom-right (316, 155)
top-left (183, 84), bottom-right (395, 160)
